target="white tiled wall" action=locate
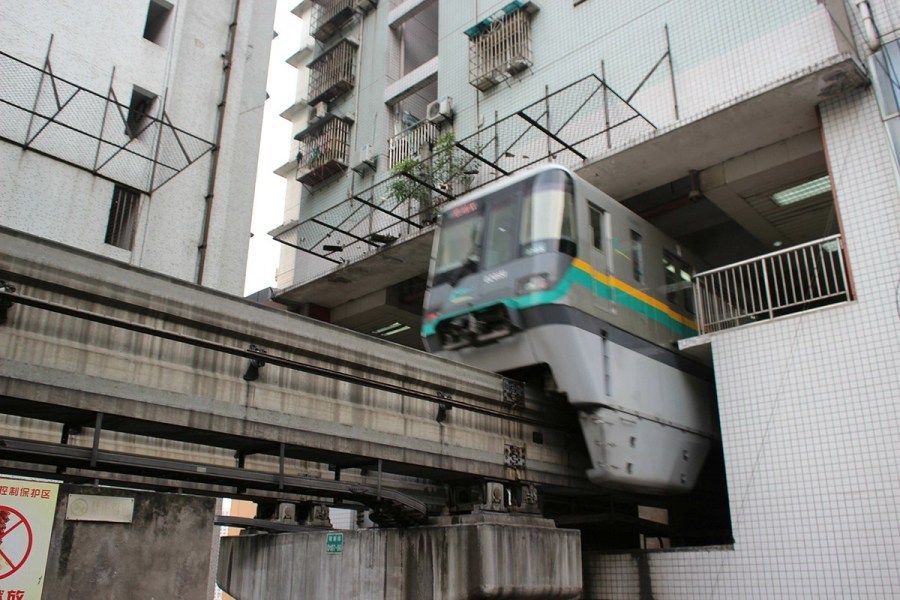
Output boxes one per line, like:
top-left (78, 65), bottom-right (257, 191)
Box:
top-left (585, 78), bottom-right (900, 600)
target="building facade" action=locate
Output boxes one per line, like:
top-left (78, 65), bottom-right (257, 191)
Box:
top-left (0, 0), bottom-right (276, 295)
top-left (271, 0), bottom-right (900, 597)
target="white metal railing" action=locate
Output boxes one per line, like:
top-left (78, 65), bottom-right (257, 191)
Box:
top-left (388, 120), bottom-right (439, 168)
top-left (692, 234), bottom-right (851, 334)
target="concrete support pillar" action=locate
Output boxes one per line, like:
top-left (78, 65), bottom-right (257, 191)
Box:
top-left (218, 513), bottom-right (582, 599)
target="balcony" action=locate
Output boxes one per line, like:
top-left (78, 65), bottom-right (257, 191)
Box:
top-left (295, 114), bottom-right (353, 186)
top-left (310, 0), bottom-right (355, 43)
top-left (388, 120), bottom-right (439, 168)
top-left (467, 3), bottom-right (536, 91)
top-left (692, 234), bottom-right (852, 334)
top-left (308, 39), bottom-right (357, 105)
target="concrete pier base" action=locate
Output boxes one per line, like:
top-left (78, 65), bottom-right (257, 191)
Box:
top-left (218, 513), bottom-right (582, 599)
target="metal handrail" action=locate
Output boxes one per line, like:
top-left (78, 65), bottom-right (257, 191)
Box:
top-left (388, 120), bottom-right (440, 168)
top-left (692, 234), bottom-right (851, 334)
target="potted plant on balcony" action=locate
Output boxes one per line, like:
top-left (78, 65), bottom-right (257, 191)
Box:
top-left (387, 131), bottom-right (475, 225)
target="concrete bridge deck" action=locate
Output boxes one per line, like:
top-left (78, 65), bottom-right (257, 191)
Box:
top-left (0, 227), bottom-right (593, 522)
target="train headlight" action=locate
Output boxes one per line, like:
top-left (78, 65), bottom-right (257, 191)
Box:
top-left (516, 273), bottom-right (550, 295)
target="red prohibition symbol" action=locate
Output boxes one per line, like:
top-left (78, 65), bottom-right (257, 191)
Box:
top-left (0, 506), bottom-right (34, 579)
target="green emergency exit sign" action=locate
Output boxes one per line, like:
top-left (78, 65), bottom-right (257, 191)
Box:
top-left (326, 532), bottom-right (343, 555)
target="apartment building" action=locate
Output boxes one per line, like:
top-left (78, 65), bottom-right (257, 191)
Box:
top-left (269, 0), bottom-right (900, 596)
top-left (0, 0), bottom-right (276, 295)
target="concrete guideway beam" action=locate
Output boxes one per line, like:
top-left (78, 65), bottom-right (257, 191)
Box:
top-left (0, 227), bottom-right (592, 509)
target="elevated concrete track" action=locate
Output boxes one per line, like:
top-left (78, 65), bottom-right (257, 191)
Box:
top-left (0, 227), bottom-right (592, 524)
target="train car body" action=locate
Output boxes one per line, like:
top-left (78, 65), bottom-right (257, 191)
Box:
top-left (421, 164), bottom-right (716, 495)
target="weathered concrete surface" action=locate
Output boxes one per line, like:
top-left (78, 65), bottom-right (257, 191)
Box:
top-left (43, 485), bottom-right (217, 600)
top-left (218, 514), bottom-right (582, 600)
top-left (0, 226), bottom-right (589, 497)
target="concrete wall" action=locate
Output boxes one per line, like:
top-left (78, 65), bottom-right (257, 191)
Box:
top-left (0, 0), bottom-right (275, 295)
top-left (43, 485), bottom-right (217, 600)
top-left (218, 514), bottom-right (582, 600)
top-left (582, 4), bottom-right (900, 597)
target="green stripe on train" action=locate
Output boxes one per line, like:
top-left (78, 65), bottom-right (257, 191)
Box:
top-left (422, 264), bottom-right (697, 338)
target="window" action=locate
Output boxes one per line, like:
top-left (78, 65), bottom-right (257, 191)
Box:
top-left (105, 186), bottom-right (141, 250)
top-left (126, 87), bottom-right (157, 139)
top-left (663, 251), bottom-right (694, 313)
top-left (466, 2), bottom-right (536, 91)
top-left (143, 0), bottom-right (174, 44)
top-left (630, 230), bottom-right (643, 283)
top-left (588, 204), bottom-right (604, 251)
top-left (870, 39), bottom-right (900, 171)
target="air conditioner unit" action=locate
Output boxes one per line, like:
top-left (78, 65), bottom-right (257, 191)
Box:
top-left (353, 0), bottom-right (378, 14)
top-left (351, 143), bottom-right (377, 173)
top-left (312, 101), bottom-right (328, 120)
top-left (426, 96), bottom-right (454, 124)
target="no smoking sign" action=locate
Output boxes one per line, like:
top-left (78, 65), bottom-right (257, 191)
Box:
top-left (0, 506), bottom-right (34, 579)
top-left (0, 477), bottom-right (58, 599)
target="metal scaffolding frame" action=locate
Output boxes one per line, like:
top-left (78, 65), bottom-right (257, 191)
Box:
top-left (274, 73), bottom-right (657, 271)
top-left (0, 42), bottom-right (215, 194)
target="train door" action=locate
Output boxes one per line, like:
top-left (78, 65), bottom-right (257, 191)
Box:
top-left (587, 202), bottom-right (610, 313)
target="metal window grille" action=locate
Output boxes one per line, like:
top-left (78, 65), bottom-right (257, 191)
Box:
top-left (308, 40), bottom-right (357, 105)
top-left (388, 121), bottom-right (439, 168)
top-left (692, 234), bottom-right (851, 334)
top-left (105, 185), bottom-right (141, 250)
top-left (310, 0), bottom-right (355, 42)
top-left (469, 9), bottom-right (533, 91)
top-left (296, 116), bottom-right (352, 186)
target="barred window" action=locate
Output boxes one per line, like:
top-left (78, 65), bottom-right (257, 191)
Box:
top-left (105, 185), bottom-right (141, 250)
top-left (466, 2), bottom-right (536, 91)
top-left (308, 39), bottom-right (357, 105)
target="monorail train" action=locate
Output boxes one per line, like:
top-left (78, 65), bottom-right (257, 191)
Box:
top-left (421, 164), bottom-right (716, 495)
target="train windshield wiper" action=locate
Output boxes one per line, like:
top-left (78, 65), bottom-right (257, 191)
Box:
top-left (448, 255), bottom-right (479, 287)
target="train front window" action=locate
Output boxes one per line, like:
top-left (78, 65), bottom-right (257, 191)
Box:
top-left (433, 169), bottom-right (576, 285)
top-left (520, 169), bottom-right (576, 257)
top-left (483, 199), bottom-right (519, 270)
top-left (434, 213), bottom-right (482, 277)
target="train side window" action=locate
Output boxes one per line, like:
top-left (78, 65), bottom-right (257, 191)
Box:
top-left (588, 204), bottom-right (604, 251)
top-left (663, 251), bottom-right (695, 313)
top-left (630, 230), bottom-right (643, 283)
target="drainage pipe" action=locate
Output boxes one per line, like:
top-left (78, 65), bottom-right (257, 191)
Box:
top-left (855, 1), bottom-right (880, 52)
top-left (197, 0), bottom-right (241, 285)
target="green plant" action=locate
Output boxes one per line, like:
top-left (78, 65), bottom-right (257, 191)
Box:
top-left (388, 155), bottom-right (430, 200)
top-left (387, 131), bottom-right (480, 223)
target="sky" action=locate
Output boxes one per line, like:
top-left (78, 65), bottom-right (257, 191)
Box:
top-left (242, 0), bottom-right (303, 296)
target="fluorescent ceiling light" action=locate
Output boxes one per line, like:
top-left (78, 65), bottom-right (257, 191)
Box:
top-left (771, 176), bottom-right (831, 206)
top-left (372, 322), bottom-right (411, 337)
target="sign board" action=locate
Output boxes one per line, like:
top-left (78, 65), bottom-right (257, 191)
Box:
top-left (65, 495), bottom-right (134, 523)
top-left (325, 532), bottom-right (343, 555)
top-left (0, 476), bottom-right (59, 599)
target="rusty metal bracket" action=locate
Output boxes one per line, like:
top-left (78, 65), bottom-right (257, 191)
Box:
top-left (0, 281), bottom-right (16, 325)
top-left (504, 444), bottom-right (526, 469)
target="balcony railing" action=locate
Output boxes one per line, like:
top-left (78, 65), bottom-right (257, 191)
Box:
top-left (295, 115), bottom-right (352, 186)
top-left (388, 121), bottom-right (439, 168)
top-left (692, 234), bottom-right (851, 334)
top-left (308, 39), bottom-right (357, 105)
top-left (310, 0), bottom-right (355, 42)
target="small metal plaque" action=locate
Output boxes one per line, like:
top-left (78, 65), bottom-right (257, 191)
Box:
top-left (326, 532), bottom-right (344, 555)
top-left (65, 494), bottom-right (134, 523)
